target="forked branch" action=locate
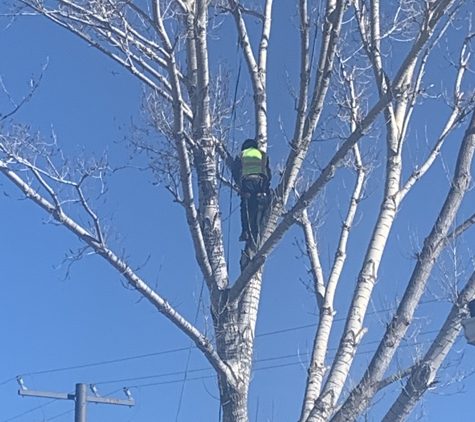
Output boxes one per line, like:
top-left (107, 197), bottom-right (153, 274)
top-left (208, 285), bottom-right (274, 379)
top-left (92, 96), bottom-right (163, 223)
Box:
top-left (0, 158), bottom-right (235, 385)
top-left (382, 269), bottom-right (475, 422)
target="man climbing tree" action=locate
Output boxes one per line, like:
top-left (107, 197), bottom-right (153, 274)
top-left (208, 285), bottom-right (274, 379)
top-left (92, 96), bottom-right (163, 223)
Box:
top-left (232, 139), bottom-right (271, 243)
top-left (4, 1), bottom-right (475, 421)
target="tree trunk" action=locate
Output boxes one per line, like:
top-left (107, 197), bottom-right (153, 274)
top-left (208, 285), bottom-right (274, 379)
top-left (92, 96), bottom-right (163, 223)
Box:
top-left (213, 271), bottom-right (263, 422)
top-left (218, 375), bottom-right (250, 422)
top-left (382, 270), bottom-right (475, 422)
top-left (330, 109), bottom-right (475, 422)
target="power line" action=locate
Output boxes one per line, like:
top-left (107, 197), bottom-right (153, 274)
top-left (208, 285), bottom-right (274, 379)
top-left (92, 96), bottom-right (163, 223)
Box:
top-left (87, 337), bottom-right (438, 392)
top-left (255, 299), bottom-right (440, 338)
top-left (47, 408), bottom-right (74, 421)
top-left (93, 350), bottom-right (326, 387)
top-left (1, 399), bottom-right (57, 422)
top-left (92, 329), bottom-right (441, 387)
top-left (21, 346), bottom-right (192, 377)
top-left (175, 279), bottom-right (205, 421)
top-left (94, 366), bottom-right (210, 386)
top-left (132, 374), bottom-right (216, 389)
top-left (1, 298), bottom-right (444, 386)
top-left (125, 337), bottom-right (437, 391)
top-left (0, 377), bottom-right (16, 387)
top-left (1, 332), bottom-right (444, 422)
top-left (255, 322), bottom-right (316, 337)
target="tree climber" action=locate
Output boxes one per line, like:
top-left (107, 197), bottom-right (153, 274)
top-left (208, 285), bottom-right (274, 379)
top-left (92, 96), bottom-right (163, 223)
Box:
top-left (232, 139), bottom-right (272, 243)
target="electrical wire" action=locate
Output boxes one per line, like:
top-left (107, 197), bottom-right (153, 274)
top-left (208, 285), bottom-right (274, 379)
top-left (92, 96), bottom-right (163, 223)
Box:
top-left (0, 330), bottom-right (445, 422)
top-left (91, 329), bottom-right (441, 387)
top-left (31, 375), bottom-right (47, 421)
top-left (126, 337), bottom-right (437, 391)
top-left (0, 298), bottom-right (443, 388)
top-left (47, 409), bottom-right (73, 421)
top-left (1, 399), bottom-right (57, 422)
top-left (0, 377), bottom-right (16, 387)
top-left (175, 279), bottom-right (205, 421)
top-left (255, 298), bottom-right (440, 338)
top-left (132, 374), bottom-right (216, 389)
top-left (94, 366), bottom-right (210, 386)
top-left (20, 346), bottom-right (192, 377)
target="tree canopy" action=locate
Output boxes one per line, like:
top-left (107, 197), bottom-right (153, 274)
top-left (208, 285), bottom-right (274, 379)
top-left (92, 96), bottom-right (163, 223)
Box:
top-left (2, 1), bottom-right (475, 421)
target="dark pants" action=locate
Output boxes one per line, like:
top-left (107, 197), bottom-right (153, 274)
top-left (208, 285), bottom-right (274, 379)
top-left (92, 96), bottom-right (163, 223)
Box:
top-left (469, 300), bottom-right (475, 318)
top-left (240, 176), bottom-right (266, 241)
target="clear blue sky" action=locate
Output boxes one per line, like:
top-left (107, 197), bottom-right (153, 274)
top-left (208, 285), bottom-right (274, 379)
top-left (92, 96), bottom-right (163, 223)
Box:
top-left (1, 3), bottom-right (475, 422)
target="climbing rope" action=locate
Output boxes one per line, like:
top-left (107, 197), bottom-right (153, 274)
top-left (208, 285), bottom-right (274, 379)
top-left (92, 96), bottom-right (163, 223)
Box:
top-left (224, 41), bottom-right (243, 266)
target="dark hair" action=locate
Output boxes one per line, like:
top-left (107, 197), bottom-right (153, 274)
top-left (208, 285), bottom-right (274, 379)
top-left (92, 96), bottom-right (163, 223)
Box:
top-left (241, 138), bottom-right (258, 151)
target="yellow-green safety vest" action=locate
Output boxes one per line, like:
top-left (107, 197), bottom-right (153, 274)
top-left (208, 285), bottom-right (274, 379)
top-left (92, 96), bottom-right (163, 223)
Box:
top-left (241, 147), bottom-right (267, 177)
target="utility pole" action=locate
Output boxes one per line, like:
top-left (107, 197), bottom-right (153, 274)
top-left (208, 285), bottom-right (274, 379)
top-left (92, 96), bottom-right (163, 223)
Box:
top-left (17, 381), bottom-right (135, 422)
top-left (75, 383), bottom-right (87, 422)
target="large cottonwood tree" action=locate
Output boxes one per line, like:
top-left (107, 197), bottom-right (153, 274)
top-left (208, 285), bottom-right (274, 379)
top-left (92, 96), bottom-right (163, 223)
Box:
top-left (2, 0), bottom-right (475, 421)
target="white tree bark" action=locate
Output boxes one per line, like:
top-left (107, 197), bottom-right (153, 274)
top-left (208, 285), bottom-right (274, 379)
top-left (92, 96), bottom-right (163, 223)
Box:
top-left (2, 1), bottom-right (475, 421)
top-left (0, 154), bottom-right (235, 383)
top-left (299, 146), bottom-right (366, 422)
top-left (306, 3), bottom-right (461, 420)
top-left (277, 0), bottom-right (346, 205)
top-left (330, 108), bottom-right (475, 422)
top-left (382, 270), bottom-right (475, 422)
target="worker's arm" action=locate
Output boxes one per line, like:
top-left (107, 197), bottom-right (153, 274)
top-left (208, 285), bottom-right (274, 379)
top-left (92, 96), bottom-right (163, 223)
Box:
top-left (265, 154), bottom-right (272, 184)
top-left (231, 156), bottom-right (242, 185)
top-left (259, 153), bottom-right (271, 195)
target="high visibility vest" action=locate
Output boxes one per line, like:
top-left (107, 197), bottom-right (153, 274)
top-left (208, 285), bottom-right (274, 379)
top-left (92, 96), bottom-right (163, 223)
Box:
top-left (241, 147), bottom-right (267, 177)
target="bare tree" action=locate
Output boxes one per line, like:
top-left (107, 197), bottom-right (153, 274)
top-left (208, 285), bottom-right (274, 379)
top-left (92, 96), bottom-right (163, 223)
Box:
top-left (2, 0), bottom-right (475, 421)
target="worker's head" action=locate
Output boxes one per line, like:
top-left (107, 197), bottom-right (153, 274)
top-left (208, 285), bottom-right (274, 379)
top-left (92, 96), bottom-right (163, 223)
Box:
top-left (241, 138), bottom-right (258, 151)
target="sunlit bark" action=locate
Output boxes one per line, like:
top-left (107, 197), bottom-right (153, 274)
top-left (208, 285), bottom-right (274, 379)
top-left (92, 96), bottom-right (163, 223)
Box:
top-left (2, 0), bottom-right (475, 421)
top-left (331, 108), bottom-right (475, 422)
